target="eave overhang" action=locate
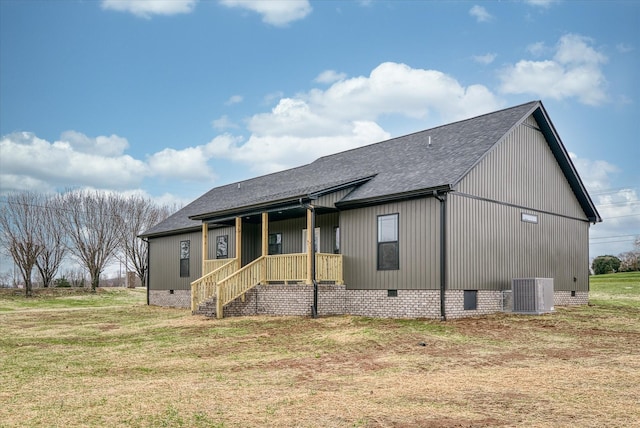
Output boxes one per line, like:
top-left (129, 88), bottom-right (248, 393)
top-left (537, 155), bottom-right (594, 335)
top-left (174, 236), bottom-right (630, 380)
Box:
top-left (335, 184), bottom-right (452, 210)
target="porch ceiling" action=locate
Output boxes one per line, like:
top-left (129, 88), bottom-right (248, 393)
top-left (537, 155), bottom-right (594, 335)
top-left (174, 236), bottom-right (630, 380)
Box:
top-left (207, 204), bottom-right (337, 226)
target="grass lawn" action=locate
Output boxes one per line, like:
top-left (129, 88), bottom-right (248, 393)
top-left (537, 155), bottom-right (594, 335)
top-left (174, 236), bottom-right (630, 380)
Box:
top-left (1, 274), bottom-right (639, 427)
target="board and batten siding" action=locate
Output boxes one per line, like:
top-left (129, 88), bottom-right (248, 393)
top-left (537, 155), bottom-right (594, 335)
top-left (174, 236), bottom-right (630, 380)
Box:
top-left (315, 189), bottom-right (352, 209)
top-left (449, 114), bottom-right (590, 292)
top-left (266, 212), bottom-right (339, 255)
top-left (341, 198), bottom-right (440, 290)
top-left (447, 194), bottom-right (589, 291)
top-left (148, 230), bottom-right (202, 291)
top-left (456, 116), bottom-right (587, 221)
top-left (209, 225), bottom-right (236, 260)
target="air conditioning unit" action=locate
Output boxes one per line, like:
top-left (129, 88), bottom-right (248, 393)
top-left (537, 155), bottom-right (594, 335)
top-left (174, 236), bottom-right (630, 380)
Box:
top-left (511, 278), bottom-right (554, 314)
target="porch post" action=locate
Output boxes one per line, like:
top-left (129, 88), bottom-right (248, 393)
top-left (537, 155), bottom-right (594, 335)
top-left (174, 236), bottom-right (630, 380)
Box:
top-left (261, 212), bottom-right (268, 257)
top-left (201, 223), bottom-right (208, 276)
top-left (235, 217), bottom-right (242, 271)
top-left (261, 212), bottom-right (268, 284)
top-left (306, 208), bottom-right (313, 284)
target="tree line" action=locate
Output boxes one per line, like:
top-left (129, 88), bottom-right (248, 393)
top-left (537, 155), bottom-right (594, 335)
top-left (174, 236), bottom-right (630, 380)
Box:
top-left (591, 236), bottom-right (640, 275)
top-left (0, 190), bottom-right (174, 296)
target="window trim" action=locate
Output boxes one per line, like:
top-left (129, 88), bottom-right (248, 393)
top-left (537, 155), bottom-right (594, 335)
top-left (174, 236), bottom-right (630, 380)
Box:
top-left (179, 240), bottom-right (190, 277)
top-left (377, 213), bottom-right (399, 271)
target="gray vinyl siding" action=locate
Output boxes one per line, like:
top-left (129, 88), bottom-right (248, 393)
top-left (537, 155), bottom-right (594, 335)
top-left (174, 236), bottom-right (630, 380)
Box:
top-left (315, 188), bottom-right (353, 208)
top-left (456, 117), bottom-right (587, 220)
top-left (266, 212), bottom-right (339, 254)
top-left (341, 198), bottom-right (440, 290)
top-left (208, 225), bottom-right (236, 260)
top-left (148, 230), bottom-right (202, 291)
top-left (447, 193), bottom-right (589, 291)
top-left (448, 116), bottom-right (590, 292)
top-left (241, 223), bottom-right (260, 265)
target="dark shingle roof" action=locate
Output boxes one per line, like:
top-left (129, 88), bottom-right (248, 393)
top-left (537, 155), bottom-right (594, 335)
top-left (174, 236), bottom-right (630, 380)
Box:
top-left (141, 100), bottom-right (599, 238)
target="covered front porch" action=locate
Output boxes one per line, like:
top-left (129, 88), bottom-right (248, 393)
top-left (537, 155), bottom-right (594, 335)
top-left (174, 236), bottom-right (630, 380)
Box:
top-left (191, 208), bottom-right (343, 318)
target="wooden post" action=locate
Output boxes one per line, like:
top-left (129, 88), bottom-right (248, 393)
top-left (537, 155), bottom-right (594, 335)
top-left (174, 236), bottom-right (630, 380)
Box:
top-left (306, 208), bottom-right (313, 285)
top-left (261, 212), bottom-right (268, 284)
top-left (235, 217), bottom-right (242, 271)
top-left (202, 223), bottom-right (208, 276)
top-left (261, 212), bottom-right (269, 257)
top-left (216, 283), bottom-right (223, 319)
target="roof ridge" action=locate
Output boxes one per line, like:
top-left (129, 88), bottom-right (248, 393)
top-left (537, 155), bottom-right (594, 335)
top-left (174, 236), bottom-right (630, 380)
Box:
top-left (312, 100), bottom-right (541, 163)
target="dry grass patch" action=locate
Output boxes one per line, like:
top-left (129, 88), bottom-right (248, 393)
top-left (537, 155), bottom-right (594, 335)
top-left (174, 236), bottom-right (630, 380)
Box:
top-left (1, 286), bottom-right (639, 427)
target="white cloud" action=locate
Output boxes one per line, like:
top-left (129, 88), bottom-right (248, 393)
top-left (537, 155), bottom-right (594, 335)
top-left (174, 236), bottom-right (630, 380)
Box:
top-left (473, 53), bottom-right (497, 65)
top-left (101, 0), bottom-right (197, 18)
top-left (212, 115), bottom-right (239, 130)
top-left (225, 95), bottom-right (243, 105)
top-left (500, 34), bottom-right (608, 105)
top-left (314, 70), bottom-right (347, 84)
top-left (0, 132), bottom-right (147, 193)
top-left (570, 152), bottom-right (639, 257)
top-left (220, 0), bottom-right (312, 27)
top-left (59, 130), bottom-right (129, 157)
top-left (210, 62), bottom-right (504, 175)
top-left (527, 41), bottom-right (547, 57)
top-left (616, 43), bottom-right (634, 54)
top-left (469, 5), bottom-right (493, 23)
top-left (524, 0), bottom-right (558, 7)
top-left (147, 146), bottom-right (215, 181)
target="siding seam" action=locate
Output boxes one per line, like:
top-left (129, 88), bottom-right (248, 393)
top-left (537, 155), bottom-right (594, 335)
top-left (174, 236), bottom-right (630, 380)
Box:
top-left (451, 191), bottom-right (590, 223)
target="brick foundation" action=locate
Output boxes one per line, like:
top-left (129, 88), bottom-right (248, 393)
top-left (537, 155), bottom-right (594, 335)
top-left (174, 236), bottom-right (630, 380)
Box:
top-left (159, 286), bottom-right (588, 319)
top-left (149, 289), bottom-right (191, 308)
top-left (554, 291), bottom-right (589, 306)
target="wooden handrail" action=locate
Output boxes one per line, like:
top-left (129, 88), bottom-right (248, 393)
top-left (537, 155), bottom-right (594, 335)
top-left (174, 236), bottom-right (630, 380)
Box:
top-left (194, 253), bottom-right (344, 317)
top-left (216, 256), bottom-right (265, 318)
top-left (191, 259), bottom-right (237, 312)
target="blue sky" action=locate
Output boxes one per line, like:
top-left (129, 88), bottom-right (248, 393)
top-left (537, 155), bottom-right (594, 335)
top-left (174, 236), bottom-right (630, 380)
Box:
top-left (1, 0), bottom-right (638, 261)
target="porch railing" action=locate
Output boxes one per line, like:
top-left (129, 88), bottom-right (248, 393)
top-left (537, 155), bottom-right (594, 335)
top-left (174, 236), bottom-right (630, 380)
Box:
top-left (216, 256), bottom-right (265, 318)
top-left (191, 259), bottom-right (237, 312)
top-left (203, 259), bottom-right (235, 276)
top-left (191, 253), bottom-right (343, 316)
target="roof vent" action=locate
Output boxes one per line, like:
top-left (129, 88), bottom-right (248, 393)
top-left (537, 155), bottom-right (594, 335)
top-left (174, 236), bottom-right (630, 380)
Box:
top-left (428, 135), bottom-right (431, 147)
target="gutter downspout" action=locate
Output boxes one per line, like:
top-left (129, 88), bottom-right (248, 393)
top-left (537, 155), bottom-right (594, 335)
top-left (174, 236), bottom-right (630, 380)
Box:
top-left (142, 237), bottom-right (150, 306)
top-left (433, 191), bottom-right (447, 321)
top-left (299, 198), bottom-right (318, 318)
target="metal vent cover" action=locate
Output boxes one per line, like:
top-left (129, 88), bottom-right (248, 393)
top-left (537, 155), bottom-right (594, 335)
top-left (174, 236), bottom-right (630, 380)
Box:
top-left (511, 278), bottom-right (554, 314)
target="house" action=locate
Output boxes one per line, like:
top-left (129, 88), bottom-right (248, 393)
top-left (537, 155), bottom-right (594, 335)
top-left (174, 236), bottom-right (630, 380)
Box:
top-left (140, 101), bottom-right (601, 319)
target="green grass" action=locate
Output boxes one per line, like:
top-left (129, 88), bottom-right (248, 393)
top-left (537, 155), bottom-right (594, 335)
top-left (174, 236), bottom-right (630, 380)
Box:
top-left (589, 271), bottom-right (640, 308)
top-left (0, 287), bottom-right (147, 312)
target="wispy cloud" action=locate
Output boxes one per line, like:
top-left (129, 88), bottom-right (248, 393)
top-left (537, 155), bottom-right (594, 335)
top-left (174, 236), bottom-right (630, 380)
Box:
top-left (314, 70), bottom-right (347, 84)
top-left (469, 5), bottom-right (493, 23)
top-left (472, 53), bottom-right (497, 65)
top-left (616, 43), bottom-right (634, 54)
top-left (220, 0), bottom-right (312, 27)
top-left (500, 34), bottom-right (608, 105)
top-left (101, 0), bottom-right (197, 18)
top-left (225, 95), bottom-right (244, 105)
top-left (524, 0), bottom-right (559, 8)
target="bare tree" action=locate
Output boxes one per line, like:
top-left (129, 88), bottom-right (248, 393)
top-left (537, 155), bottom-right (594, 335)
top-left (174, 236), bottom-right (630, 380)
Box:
top-left (0, 192), bottom-right (45, 296)
top-left (116, 195), bottom-right (173, 288)
top-left (34, 196), bottom-right (67, 287)
top-left (59, 190), bottom-right (123, 291)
